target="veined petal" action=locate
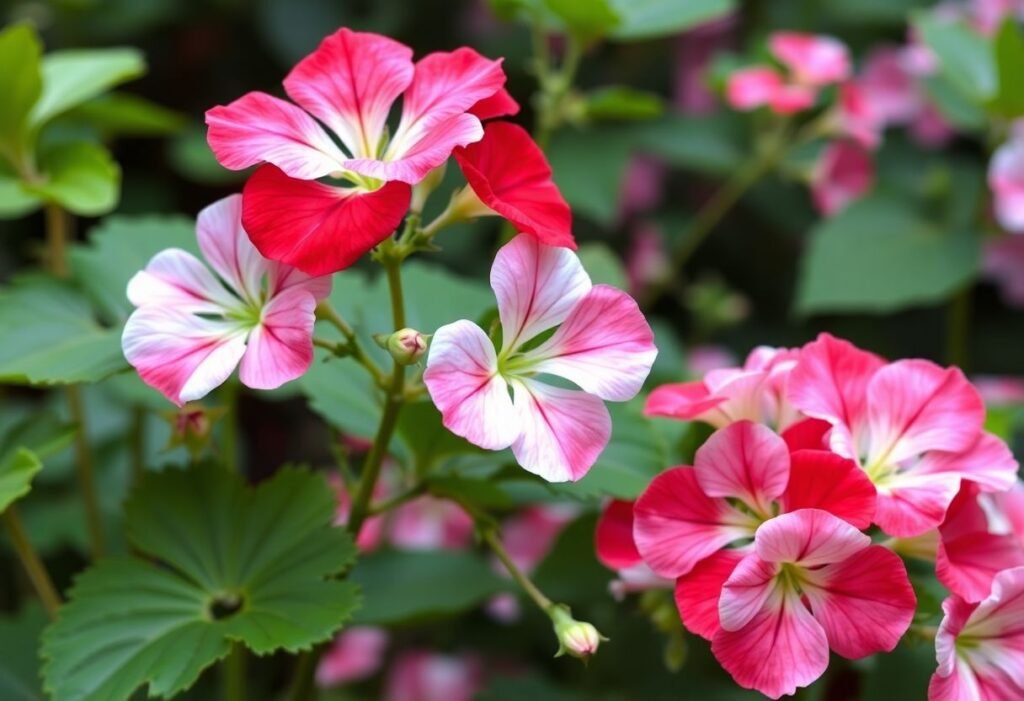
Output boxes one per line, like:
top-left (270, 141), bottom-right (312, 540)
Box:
top-left (239, 287), bottom-right (317, 390)
top-left (916, 432), bottom-right (1019, 494)
top-left (644, 381), bottom-right (726, 422)
top-left (196, 194), bottom-right (268, 304)
top-left (491, 234), bottom-right (591, 353)
top-left (126, 248), bottom-right (233, 311)
top-left (595, 499), bottom-right (642, 570)
top-left (712, 586), bottom-right (829, 700)
top-left (508, 378), bottom-right (610, 482)
top-left (453, 121), bottom-right (575, 248)
top-left (675, 549), bottom-right (745, 640)
top-left (874, 470), bottom-right (963, 537)
top-left (781, 417), bottom-right (832, 452)
top-left (283, 28), bottom-right (413, 160)
top-left (526, 285), bottom-right (656, 401)
top-left (423, 320), bottom-right (519, 451)
top-left (718, 553), bottom-right (779, 632)
top-left (801, 545), bottom-right (916, 658)
top-left (469, 87), bottom-right (520, 120)
top-left (266, 259), bottom-right (333, 302)
top-left (782, 449), bottom-right (877, 529)
top-left (205, 91), bottom-right (349, 179)
top-left (241, 165), bottom-right (410, 276)
top-left (754, 509), bottom-right (870, 567)
top-left (633, 466), bottom-right (757, 578)
top-left (122, 305), bottom-right (248, 405)
top-left (694, 421), bottom-right (790, 513)
top-left (347, 113), bottom-right (483, 184)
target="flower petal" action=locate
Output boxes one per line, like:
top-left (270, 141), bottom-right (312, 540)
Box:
top-left (196, 194), bottom-right (268, 304)
top-left (643, 381), bottom-right (725, 422)
top-left (781, 417), bottom-right (832, 451)
top-left (283, 28), bottom-right (413, 160)
top-left (801, 544), bottom-right (916, 658)
top-left (694, 421), bottom-right (790, 513)
top-left (675, 549), bottom-right (745, 640)
top-left (633, 466), bottom-right (756, 578)
top-left (122, 305), bottom-right (247, 405)
top-left (874, 471), bottom-right (964, 537)
top-left (916, 432), bottom-right (1019, 494)
top-left (595, 499), bottom-right (642, 570)
top-left (205, 91), bottom-right (349, 179)
top-left (316, 627), bottom-right (389, 687)
top-left (526, 285), bottom-right (656, 401)
top-left (755, 509), bottom-right (870, 567)
top-left (725, 66), bottom-right (784, 110)
top-left (960, 566), bottom-right (1024, 689)
top-left (241, 165), bottom-right (411, 276)
top-left (769, 32), bottom-right (851, 86)
top-left (491, 234), bottom-right (591, 353)
top-left (782, 449), bottom-right (877, 529)
top-left (126, 249), bottom-right (233, 310)
top-left (423, 320), bottom-right (519, 451)
top-left (508, 378), bottom-right (611, 482)
top-left (453, 121), bottom-right (575, 248)
top-left (718, 552), bottom-right (779, 632)
top-left (469, 87), bottom-right (520, 120)
top-left (238, 287), bottom-right (317, 390)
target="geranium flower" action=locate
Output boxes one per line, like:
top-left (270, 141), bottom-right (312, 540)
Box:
top-left (316, 627), bottom-right (389, 688)
top-left (787, 334), bottom-right (1018, 537)
top-left (424, 234), bottom-right (657, 482)
top-left (206, 28), bottom-right (509, 274)
top-left (388, 497), bottom-right (474, 551)
top-left (645, 346), bottom-right (801, 430)
top-left (633, 421), bottom-right (877, 639)
top-left (384, 651), bottom-right (483, 701)
top-left (834, 82), bottom-right (884, 150)
top-left (594, 499), bottom-right (672, 599)
top-left (989, 133), bottom-right (1024, 233)
top-left (983, 235), bottom-right (1024, 308)
top-left (929, 566), bottom-right (1024, 701)
top-left (810, 140), bottom-right (875, 216)
top-left (122, 194), bottom-right (331, 405)
top-left (714, 509), bottom-right (915, 699)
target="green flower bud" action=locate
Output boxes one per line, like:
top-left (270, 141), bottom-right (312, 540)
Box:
top-left (386, 328), bottom-right (427, 365)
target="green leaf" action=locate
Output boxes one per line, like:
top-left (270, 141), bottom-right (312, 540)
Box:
top-left (30, 48), bottom-right (145, 127)
top-left (0, 24), bottom-right (42, 157)
top-left (796, 195), bottom-right (980, 315)
top-left (0, 606), bottom-right (47, 701)
top-left (634, 114), bottom-right (744, 176)
top-left (544, 0), bottom-right (620, 41)
top-left (70, 214), bottom-right (198, 322)
top-left (610, 0), bottom-right (735, 41)
top-left (349, 550), bottom-right (506, 624)
top-left (992, 18), bottom-right (1024, 117)
top-left (25, 141), bottom-right (120, 216)
top-left (42, 466), bottom-right (360, 701)
top-left (922, 75), bottom-right (988, 131)
top-left (859, 641), bottom-right (934, 700)
top-left (914, 13), bottom-right (996, 105)
top-left (0, 449), bottom-right (42, 513)
top-left (66, 93), bottom-right (186, 137)
top-left (0, 276), bottom-right (125, 385)
top-left (533, 514), bottom-right (611, 604)
top-left (577, 242), bottom-right (628, 289)
top-left (0, 169), bottom-right (41, 219)
top-left (548, 125), bottom-right (634, 225)
top-left (584, 86), bottom-right (664, 122)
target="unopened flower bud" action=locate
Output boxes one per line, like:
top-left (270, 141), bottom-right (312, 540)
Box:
top-left (549, 604), bottom-right (607, 661)
top-left (163, 402), bottom-right (225, 458)
top-left (386, 328), bottom-right (427, 365)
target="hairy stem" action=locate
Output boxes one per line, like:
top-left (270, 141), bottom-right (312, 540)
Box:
top-left (3, 506), bottom-right (61, 618)
top-left (482, 527), bottom-right (554, 613)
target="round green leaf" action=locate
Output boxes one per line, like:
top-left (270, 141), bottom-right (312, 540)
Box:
top-left (26, 142), bottom-right (121, 216)
top-left (30, 48), bottom-right (146, 128)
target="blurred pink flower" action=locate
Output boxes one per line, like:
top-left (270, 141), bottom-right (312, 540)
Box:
top-left (328, 472), bottom-right (387, 552)
top-left (388, 496), bottom-right (474, 551)
top-left (688, 345), bottom-right (739, 377)
top-left (969, 0), bottom-right (1024, 35)
top-left (811, 141), bottom-right (874, 216)
top-left (619, 157), bottom-right (665, 220)
top-left (973, 375), bottom-right (1024, 405)
top-left (770, 32), bottom-right (852, 87)
top-left (384, 651), bottom-right (483, 701)
top-left (835, 82), bottom-right (884, 149)
top-left (499, 504), bottom-right (578, 573)
top-left (990, 134), bottom-right (1024, 232)
top-left (909, 101), bottom-right (955, 149)
top-left (983, 235), bottom-right (1024, 307)
top-left (857, 47), bottom-right (923, 126)
top-left (625, 222), bottom-right (670, 298)
top-left (673, 15), bottom-right (736, 114)
top-left (316, 627), bottom-right (389, 687)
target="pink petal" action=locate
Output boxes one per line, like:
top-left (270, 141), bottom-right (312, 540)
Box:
top-left (241, 165), bottom-right (411, 276)
top-left (508, 378), bottom-right (611, 482)
top-left (938, 525), bottom-right (1024, 605)
top-left (644, 381), bottom-right (726, 422)
top-left (126, 249), bottom-right (233, 310)
top-left (725, 66), bottom-right (783, 110)
top-left (122, 306), bottom-right (248, 405)
top-left (500, 504), bottom-right (577, 573)
top-left (238, 286), bottom-right (317, 390)
top-left (595, 499), bottom-right (642, 570)
top-left (526, 285), bottom-right (656, 401)
top-left (836, 82), bottom-right (883, 150)
top-left (780, 417), bottom-right (832, 451)
top-left (866, 359), bottom-right (985, 466)
top-left (491, 234), bottom-right (591, 353)
top-left (712, 586), bottom-right (829, 699)
top-left (858, 47), bottom-right (923, 125)
top-left (754, 509), bottom-right (870, 567)
top-left (811, 140), bottom-right (875, 217)
top-left (453, 121), bottom-right (575, 248)
top-left (633, 466), bottom-right (757, 578)
top-left (423, 320), bottom-right (519, 451)
top-left (283, 28), bottom-right (413, 160)
top-left (767, 83), bottom-right (818, 114)
top-left (384, 651), bottom-right (482, 701)
top-left (469, 87), bottom-right (519, 120)
top-left (769, 32), bottom-right (851, 86)
top-left (782, 449), bottom-right (877, 529)
top-left (916, 432), bottom-right (1019, 494)
top-left (388, 496), bottom-right (474, 551)
top-left (316, 627), bottom-right (389, 688)
top-left (675, 549), bottom-right (745, 640)
top-left (928, 664), bottom-right (1023, 701)
top-left (693, 421), bottom-right (790, 514)
top-left (874, 471), bottom-right (963, 537)
top-left (989, 137), bottom-right (1024, 234)
top-left (196, 194), bottom-right (268, 303)
top-left (936, 595), bottom-right (980, 677)
top-left (205, 91), bottom-right (348, 179)
top-left (718, 552), bottom-right (780, 632)
top-left (350, 113), bottom-right (483, 185)
top-left (801, 544), bottom-right (916, 658)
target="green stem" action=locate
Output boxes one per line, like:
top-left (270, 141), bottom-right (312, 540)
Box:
top-left (3, 506), bottom-right (62, 618)
top-left (946, 285), bottom-right (971, 369)
top-left (315, 302), bottom-right (388, 388)
top-left (223, 642), bottom-right (245, 701)
top-left (44, 204), bottom-right (69, 278)
top-left (367, 482), bottom-right (427, 516)
top-left (481, 527), bottom-right (554, 613)
top-left (67, 385), bottom-right (106, 558)
top-left (287, 649), bottom-right (316, 701)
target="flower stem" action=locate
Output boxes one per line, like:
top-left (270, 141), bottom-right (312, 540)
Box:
top-left (3, 505), bottom-right (61, 618)
top-left (315, 302), bottom-right (388, 388)
top-left (44, 204), bottom-right (70, 278)
top-left (366, 481), bottom-right (427, 516)
top-left (946, 285), bottom-right (971, 369)
top-left (223, 642), bottom-right (245, 701)
top-left (481, 527), bottom-right (554, 613)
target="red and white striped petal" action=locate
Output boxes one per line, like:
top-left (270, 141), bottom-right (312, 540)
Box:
top-left (196, 194), bottom-right (268, 304)
top-left (238, 287), bottom-right (317, 390)
top-left (782, 449), bottom-right (877, 529)
top-left (126, 248), bottom-right (233, 311)
top-left (694, 421), bottom-right (790, 514)
top-left (754, 509), bottom-right (870, 567)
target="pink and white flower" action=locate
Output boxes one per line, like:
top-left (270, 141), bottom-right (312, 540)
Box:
top-left (595, 499), bottom-right (672, 599)
top-left (810, 140), bottom-right (875, 216)
top-left (645, 346), bottom-right (801, 430)
top-left (316, 627), bottom-right (389, 687)
top-left (206, 28), bottom-right (509, 275)
top-left (388, 496), bottom-right (474, 551)
top-left (384, 650), bottom-right (483, 701)
top-left (424, 234), bottom-right (657, 482)
top-left (713, 509), bottom-right (915, 698)
top-left (633, 421), bottom-right (877, 639)
top-left (787, 334), bottom-right (1018, 537)
top-left (929, 566), bottom-right (1024, 701)
top-left (989, 134), bottom-right (1024, 233)
top-left (122, 194), bottom-right (331, 405)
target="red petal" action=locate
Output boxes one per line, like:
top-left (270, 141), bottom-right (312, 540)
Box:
top-left (595, 499), bottom-right (642, 570)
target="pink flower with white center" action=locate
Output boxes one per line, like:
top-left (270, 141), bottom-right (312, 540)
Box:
top-left (122, 195), bottom-right (331, 405)
top-left (206, 28), bottom-right (509, 275)
top-left (713, 509), bottom-right (916, 699)
top-left (633, 421), bottom-right (877, 640)
top-left (645, 345), bottom-right (802, 430)
top-left (787, 333), bottom-right (1018, 537)
top-left (928, 566), bottom-right (1024, 701)
top-left (384, 651), bottom-right (483, 701)
top-left (769, 32), bottom-right (852, 87)
top-left (594, 499), bottom-right (672, 600)
top-left (989, 135), bottom-right (1024, 233)
top-left (388, 496), bottom-right (473, 551)
top-left (938, 483), bottom-right (1024, 603)
top-left (810, 140), bottom-right (875, 216)
top-left (423, 234), bottom-right (657, 482)
top-left (316, 626), bottom-right (389, 688)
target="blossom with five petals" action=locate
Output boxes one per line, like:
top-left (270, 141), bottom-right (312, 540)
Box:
top-left (122, 194), bottom-right (331, 405)
top-left (787, 334), bottom-right (1018, 537)
top-left (713, 509), bottom-right (915, 699)
top-left (206, 28), bottom-right (510, 274)
top-left (423, 234), bottom-right (657, 482)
